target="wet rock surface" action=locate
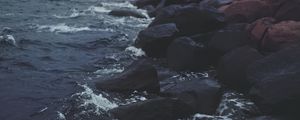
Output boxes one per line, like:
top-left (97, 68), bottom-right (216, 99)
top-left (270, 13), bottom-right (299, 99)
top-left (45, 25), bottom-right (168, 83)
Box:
top-left (167, 37), bottom-right (209, 71)
top-left (93, 0), bottom-right (300, 119)
top-left (218, 46), bottom-right (263, 92)
top-left (95, 59), bottom-right (159, 93)
top-left (161, 78), bottom-right (221, 114)
top-left (109, 97), bottom-right (194, 120)
top-left (248, 46), bottom-right (300, 116)
top-left (134, 23), bottom-right (179, 57)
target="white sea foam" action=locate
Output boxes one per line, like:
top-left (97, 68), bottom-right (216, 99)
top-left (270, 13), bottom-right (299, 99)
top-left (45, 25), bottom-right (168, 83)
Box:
top-left (74, 84), bottom-right (118, 114)
top-left (36, 23), bottom-right (113, 33)
top-left (101, 1), bottom-right (136, 8)
top-left (191, 113), bottom-right (231, 120)
top-left (94, 68), bottom-right (124, 75)
top-left (125, 46), bottom-right (145, 57)
top-left (37, 23), bottom-right (91, 33)
top-left (57, 111), bottom-right (66, 120)
top-left (0, 34), bottom-right (17, 46)
top-left (87, 6), bottom-right (111, 13)
top-left (54, 9), bottom-right (81, 18)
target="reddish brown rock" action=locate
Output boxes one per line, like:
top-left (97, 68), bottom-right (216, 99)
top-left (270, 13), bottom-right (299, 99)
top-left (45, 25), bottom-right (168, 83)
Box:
top-left (222, 0), bottom-right (273, 23)
top-left (247, 17), bottom-right (276, 48)
top-left (262, 21), bottom-right (300, 52)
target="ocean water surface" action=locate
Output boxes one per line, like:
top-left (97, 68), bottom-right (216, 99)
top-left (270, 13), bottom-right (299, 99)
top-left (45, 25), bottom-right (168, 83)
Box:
top-left (0, 0), bottom-right (151, 119)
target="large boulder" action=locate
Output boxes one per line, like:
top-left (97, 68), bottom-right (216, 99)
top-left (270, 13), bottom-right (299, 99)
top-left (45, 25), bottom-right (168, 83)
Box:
top-left (95, 59), bottom-right (159, 93)
top-left (167, 37), bottom-right (209, 71)
top-left (134, 23), bottom-right (179, 57)
top-left (132, 0), bottom-right (161, 8)
top-left (221, 0), bottom-right (273, 23)
top-left (218, 46), bottom-right (263, 92)
top-left (161, 78), bottom-right (221, 114)
top-left (247, 17), bottom-right (276, 49)
top-left (154, 5), bottom-right (183, 20)
top-left (261, 20), bottom-right (300, 52)
top-left (150, 5), bottom-right (225, 36)
top-left (248, 18), bottom-right (300, 52)
top-left (108, 9), bottom-right (147, 18)
top-left (274, 0), bottom-right (300, 21)
top-left (247, 46), bottom-right (300, 115)
top-left (109, 98), bottom-right (194, 120)
top-left (208, 23), bottom-right (250, 61)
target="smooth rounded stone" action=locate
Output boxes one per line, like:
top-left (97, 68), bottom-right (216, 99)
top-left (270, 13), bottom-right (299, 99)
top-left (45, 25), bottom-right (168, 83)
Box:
top-left (216, 91), bottom-right (260, 120)
top-left (167, 37), bottom-right (209, 71)
top-left (95, 59), bottom-right (159, 93)
top-left (208, 23), bottom-right (250, 61)
top-left (134, 23), bottom-right (179, 57)
top-left (247, 17), bottom-right (276, 48)
top-left (161, 78), bottom-right (221, 114)
top-left (132, 0), bottom-right (161, 8)
top-left (274, 0), bottom-right (300, 21)
top-left (108, 9), bottom-right (147, 18)
top-left (149, 5), bottom-right (225, 36)
top-left (109, 98), bottom-right (194, 120)
top-left (247, 46), bottom-right (300, 115)
top-left (218, 46), bottom-right (263, 92)
top-left (261, 20), bottom-right (300, 52)
top-left (222, 0), bottom-right (273, 23)
top-left (154, 5), bottom-right (183, 20)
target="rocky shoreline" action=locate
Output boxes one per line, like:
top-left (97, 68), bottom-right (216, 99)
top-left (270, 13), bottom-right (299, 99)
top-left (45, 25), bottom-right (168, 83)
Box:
top-left (97, 0), bottom-right (300, 119)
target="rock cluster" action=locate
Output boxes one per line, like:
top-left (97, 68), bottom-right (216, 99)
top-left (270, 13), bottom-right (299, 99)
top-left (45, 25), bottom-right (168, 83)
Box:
top-left (95, 0), bottom-right (300, 119)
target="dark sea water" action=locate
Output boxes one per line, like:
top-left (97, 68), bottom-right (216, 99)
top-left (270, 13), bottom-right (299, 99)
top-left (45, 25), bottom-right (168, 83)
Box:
top-left (0, 0), bottom-right (151, 119)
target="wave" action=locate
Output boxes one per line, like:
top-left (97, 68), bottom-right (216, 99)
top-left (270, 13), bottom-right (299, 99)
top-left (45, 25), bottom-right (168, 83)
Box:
top-left (101, 1), bottom-right (136, 9)
top-left (73, 84), bottom-right (119, 114)
top-left (36, 23), bottom-right (114, 33)
top-left (87, 6), bottom-right (111, 13)
top-left (94, 67), bottom-right (124, 78)
top-left (125, 46), bottom-right (145, 57)
top-left (56, 111), bottom-right (66, 120)
top-left (0, 34), bottom-right (17, 46)
top-left (53, 9), bottom-right (82, 19)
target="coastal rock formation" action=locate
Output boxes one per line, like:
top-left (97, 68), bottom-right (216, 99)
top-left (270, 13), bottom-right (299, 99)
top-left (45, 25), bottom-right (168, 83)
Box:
top-left (150, 5), bottom-right (225, 36)
top-left (248, 46), bottom-right (300, 115)
top-left (218, 46), bottom-right (263, 92)
top-left (134, 23), bottom-right (179, 57)
top-left (221, 0), bottom-right (273, 23)
top-left (167, 37), bottom-right (209, 71)
top-left (95, 59), bottom-right (159, 93)
top-left (261, 20), bottom-right (300, 52)
top-left (161, 78), bottom-right (221, 114)
top-left (109, 98), bottom-right (194, 120)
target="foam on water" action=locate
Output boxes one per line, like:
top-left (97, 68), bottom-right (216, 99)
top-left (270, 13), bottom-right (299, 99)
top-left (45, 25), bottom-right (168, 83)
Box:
top-left (87, 6), bottom-right (111, 13)
top-left (54, 9), bottom-right (81, 19)
top-left (121, 91), bottom-right (148, 105)
top-left (191, 113), bottom-right (230, 120)
top-left (125, 46), bottom-right (145, 57)
top-left (216, 91), bottom-right (259, 119)
top-left (57, 111), bottom-right (66, 120)
top-left (94, 67), bottom-right (124, 76)
top-left (73, 84), bottom-right (118, 114)
top-left (0, 34), bottom-right (17, 46)
top-left (101, 1), bottom-right (136, 9)
top-left (36, 23), bottom-right (114, 33)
